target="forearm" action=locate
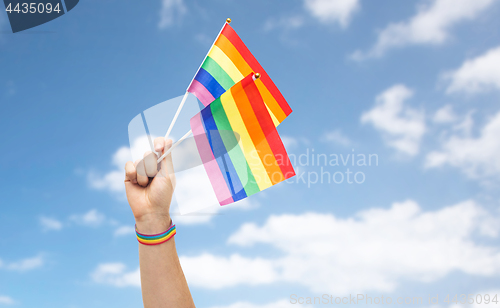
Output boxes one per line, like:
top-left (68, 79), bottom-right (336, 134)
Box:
top-left (137, 218), bottom-right (195, 308)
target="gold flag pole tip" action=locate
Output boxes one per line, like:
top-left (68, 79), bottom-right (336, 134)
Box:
top-left (226, 18), bottom-right (232, 23)
top-left (254, 73), bottom-right (261, 79)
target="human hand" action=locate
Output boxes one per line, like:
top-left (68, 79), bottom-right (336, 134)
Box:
top-left (124, 137), bottom-right (175, 234)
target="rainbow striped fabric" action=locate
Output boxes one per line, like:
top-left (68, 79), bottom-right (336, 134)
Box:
top-left (190, 74), bottom-right (295, 206)
top-left (187, 23), bottom-right (292, 127)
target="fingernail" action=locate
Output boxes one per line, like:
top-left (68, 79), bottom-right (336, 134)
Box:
top-left (155, 145), bottom-right (163, 152)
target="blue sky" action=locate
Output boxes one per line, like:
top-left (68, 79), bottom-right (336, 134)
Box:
top-left (2, 0), bottom-right (500, 307)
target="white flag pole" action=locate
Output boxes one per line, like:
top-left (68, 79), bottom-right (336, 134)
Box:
top-left (163, 18), bottom-right (231, 141)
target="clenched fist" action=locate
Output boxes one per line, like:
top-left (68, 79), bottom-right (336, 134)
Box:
top-left (124, 137), bottom-right (175, 234)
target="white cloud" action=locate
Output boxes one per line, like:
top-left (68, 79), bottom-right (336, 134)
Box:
top-left (39, 216), bottom-right (63, 231)
top-left (425, 110), bottom-right (500, 180)
top-left (453, 110), bottom-right (475, 136)
top-left (70, 209), bottom-right (106, 227)
top-left (321, 129), bottom-right (351, 147)
top-left (91, 261), bottom-right (306, 308)
top-left (172, 198), bottom-right (260, 225)
top-left (88, 169), bottom-right (124, 193)
top-left (90, 134), bottom-right (260, 225)
top-left (304, 0), bottom-right (360, 28)
top-left (351, 0), bottom-right (496, 60)
top-left (280, 135), bottom-right (311, 151)
top-left (469, 290), bottom-right (500, 307)
top-left (91, 263), bottom-right (140, 287)
top-left (180, 253), bottom-right (279, 289)
top-left (0, 296), bottom-right (15, 305)
top-left (94, 200), bottom-right (500, 295)
top-left (231, 198), bottom-right (260, 211)
top-left (5, 81), bottom-right (16, 96)
top-left (158, 0), bottom-right (187, 29)
top-left (208, 299), bottom-right (305, 308)
top-left (433, 105), bottom-right (457, 124)
top-left (0, 255), bottom-right (44, 272)
top-left (264, 0), bottom-right (359, 33)
top-left (444, 46), bottom-right (500, 94)
top-left (179, 200), bottom-right (500, 294)
top-left (114, 225), bottom-right (135, 237)
top-left (361, 85), bottom-right (426, 156)
top-left (88, 149), bottom-right (129, 193)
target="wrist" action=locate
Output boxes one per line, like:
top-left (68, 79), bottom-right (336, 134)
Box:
top-left (135, 213), bottom-right (171, 234)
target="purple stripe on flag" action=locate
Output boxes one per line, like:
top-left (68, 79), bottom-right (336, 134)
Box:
top-left (190, 113), bottom-right (234, 205)
top-left (188, 80), bottom-right (216, 107)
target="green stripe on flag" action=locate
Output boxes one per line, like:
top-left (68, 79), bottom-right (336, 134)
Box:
top-left (201, 57), bottom-right (236, 91)
top-left (210, 100), bottom-right (260, 196)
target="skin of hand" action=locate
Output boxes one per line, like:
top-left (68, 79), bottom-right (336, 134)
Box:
top-left (124, 137), bottom-right (176, 233)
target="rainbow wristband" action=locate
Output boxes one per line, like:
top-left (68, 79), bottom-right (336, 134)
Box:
top-left (136, 223), bottom-right (176, 246)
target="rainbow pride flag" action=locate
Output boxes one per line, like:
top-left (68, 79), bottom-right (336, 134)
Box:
top-left (190, 74), bottom-right (295, 205)
top-left (187, 22), bottom-right (292, 127)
